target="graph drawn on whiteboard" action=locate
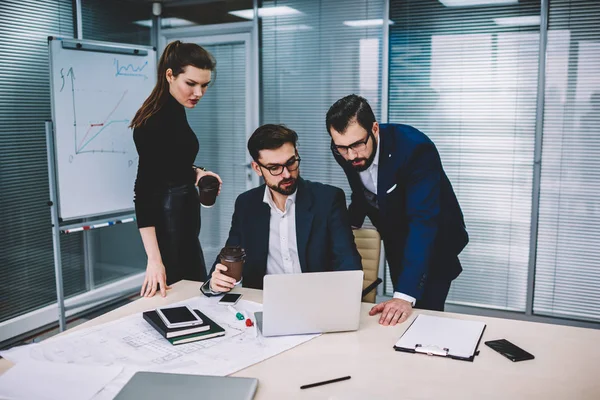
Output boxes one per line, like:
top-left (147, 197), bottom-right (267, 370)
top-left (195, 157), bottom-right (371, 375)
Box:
top-left (60, 67), bottom-right (134, 157)
top-left (114, 58), bottom-right (149, 79)
top-left (49, 38), bottom-right (156, 220)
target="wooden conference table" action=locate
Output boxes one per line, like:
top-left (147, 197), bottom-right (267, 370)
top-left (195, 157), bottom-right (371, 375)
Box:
top-left (2, 280), bottom-right (600, 399)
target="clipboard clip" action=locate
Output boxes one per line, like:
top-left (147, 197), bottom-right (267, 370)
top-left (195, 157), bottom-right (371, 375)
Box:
top-left (414, 344), bottom-right (449, 357)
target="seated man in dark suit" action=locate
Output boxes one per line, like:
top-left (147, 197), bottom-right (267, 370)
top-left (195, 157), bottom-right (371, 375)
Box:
top-left (202, 124), bottom-right (362, 294)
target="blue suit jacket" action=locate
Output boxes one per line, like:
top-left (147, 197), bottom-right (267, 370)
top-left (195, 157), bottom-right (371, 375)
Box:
top-left (209, 178), bottom-right (363, 290)
top-left (333, 124), bottom-right (468, 300)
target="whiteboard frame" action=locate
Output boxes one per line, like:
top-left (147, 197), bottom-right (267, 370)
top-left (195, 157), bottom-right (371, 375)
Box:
top-left (48, 36), bottom-right (156, 221)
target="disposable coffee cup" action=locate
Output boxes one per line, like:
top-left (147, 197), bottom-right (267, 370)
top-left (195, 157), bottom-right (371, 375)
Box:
top-left (198, 175), bottom-right (219, 208)
top-left (219, 246), bottom-right (246, 285)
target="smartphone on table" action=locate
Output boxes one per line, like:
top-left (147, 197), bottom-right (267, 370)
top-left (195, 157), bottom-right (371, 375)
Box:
top-left (485, 339), bottom-right (535, 362)
top-left (156, 305), bottom-right (203, 329)
top-left (218, 293), bottom-right (242, 305)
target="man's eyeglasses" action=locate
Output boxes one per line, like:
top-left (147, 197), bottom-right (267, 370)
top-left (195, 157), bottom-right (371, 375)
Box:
top-left (331, 132), bottom-right (373, 156)
top-left (257, 156), bottom-right (301, 176)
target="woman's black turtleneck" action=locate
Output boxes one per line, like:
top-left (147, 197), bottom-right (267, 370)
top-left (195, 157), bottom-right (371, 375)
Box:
top-left (133, 94), bottom-right (199, 228)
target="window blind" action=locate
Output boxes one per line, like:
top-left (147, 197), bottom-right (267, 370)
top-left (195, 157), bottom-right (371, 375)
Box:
top-left (186, 41), bottom-right (250, 269)
top-left (81, 0), bottom-right (151, 46)
top-left (534, 0), bottom-right (600, 322)
top-left (388, 0), bottom-right (541, 310)
top-left (80, 0), bottom-right (152, 287)
top-left (0, 0), bottom-right (80, 323)
top-left (260, 0), bottom-right (384, 197)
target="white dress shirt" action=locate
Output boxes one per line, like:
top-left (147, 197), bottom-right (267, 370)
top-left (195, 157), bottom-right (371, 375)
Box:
top-left (358, 137), bottom-right (416, 306)
top-left (263, 186), bottom-right (302, 275)
top-left (204, 186), bottom-right (302, 295)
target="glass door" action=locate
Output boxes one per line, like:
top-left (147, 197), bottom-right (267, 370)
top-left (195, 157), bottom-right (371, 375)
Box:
top-left (166, 32), bottom-right (258, 270)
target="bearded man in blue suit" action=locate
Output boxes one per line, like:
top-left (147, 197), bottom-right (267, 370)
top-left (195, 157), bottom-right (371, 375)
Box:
top-left (327, 95), bottom-right (468, 326)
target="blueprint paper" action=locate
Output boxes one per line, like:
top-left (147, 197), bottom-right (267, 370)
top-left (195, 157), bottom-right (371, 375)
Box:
top-left (0, 360), bottom-right (122, 400)
top-left (0, 343), bottom-right (39, 365)
top-left (2, 298), bottom-right (318, 399)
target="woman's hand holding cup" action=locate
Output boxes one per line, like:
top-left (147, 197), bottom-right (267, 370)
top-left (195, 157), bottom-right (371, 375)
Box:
top-left (196, 170), bottom-right (222, 208)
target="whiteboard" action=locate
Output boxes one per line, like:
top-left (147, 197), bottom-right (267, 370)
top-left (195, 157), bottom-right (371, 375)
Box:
top-left (48, 37), bottom-right (156, 220)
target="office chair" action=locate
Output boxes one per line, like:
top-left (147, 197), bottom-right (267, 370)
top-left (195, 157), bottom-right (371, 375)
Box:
top-left (353, 228), bottom-right (382, 303)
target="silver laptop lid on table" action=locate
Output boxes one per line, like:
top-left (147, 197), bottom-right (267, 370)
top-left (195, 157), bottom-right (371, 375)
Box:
top-left (261, 270), bottom-right (364, 337)
top-left (114, 371), bottom-right (258, 400)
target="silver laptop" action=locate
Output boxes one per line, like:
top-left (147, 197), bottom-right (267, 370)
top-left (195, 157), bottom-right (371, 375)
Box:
top-left (257, 270), bottom-right (364, 337)
top-left (114, 371), bottom-right (258, 400)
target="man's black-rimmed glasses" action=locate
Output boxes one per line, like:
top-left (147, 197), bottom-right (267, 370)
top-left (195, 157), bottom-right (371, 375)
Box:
top-left (257, 156), bottom-right (301, 176)
top-left (331, 132), bottom-right (373, 156)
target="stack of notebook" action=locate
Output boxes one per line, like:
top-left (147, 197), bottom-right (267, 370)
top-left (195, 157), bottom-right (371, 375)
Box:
top-left (143, 309), bottom-right (226, 345)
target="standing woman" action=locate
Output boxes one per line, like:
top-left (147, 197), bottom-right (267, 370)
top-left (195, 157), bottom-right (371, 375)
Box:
top-left (130, 41), bottom-right (221, 297)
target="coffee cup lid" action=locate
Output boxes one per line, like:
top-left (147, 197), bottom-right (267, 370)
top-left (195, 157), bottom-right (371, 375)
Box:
top-left (219, 245), bottom-right (246, 262)
top-left (198, 175), bottom-right (220, 189)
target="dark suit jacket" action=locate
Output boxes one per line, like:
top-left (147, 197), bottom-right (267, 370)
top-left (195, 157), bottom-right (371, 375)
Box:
top-left (333, 124), bottom-right (468, 300)
top-left (209, 178), bottom-right (363, 290)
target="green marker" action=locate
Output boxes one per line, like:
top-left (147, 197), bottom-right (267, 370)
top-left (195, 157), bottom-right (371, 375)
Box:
top-left (228, 305), bottom-right (244, 320)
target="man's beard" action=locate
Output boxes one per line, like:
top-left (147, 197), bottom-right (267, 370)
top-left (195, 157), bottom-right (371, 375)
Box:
top-left (268, 177), bottom-right (298, 195)
top-left (348, 140), bottom-right (377, 172)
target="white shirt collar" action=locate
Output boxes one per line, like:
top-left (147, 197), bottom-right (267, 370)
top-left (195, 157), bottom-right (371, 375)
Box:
top-left (263, 185), bottom-right (297, 214)
top-left (370, 134), bottom-right (380, 169)
top-left (358, 134), bottom-right (380, 195)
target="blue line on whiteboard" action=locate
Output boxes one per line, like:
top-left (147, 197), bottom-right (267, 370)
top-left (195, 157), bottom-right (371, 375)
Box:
top-left (78, 119), bottom-right (129, 152)
top-left (65, 67), bottom-right (77, 153)
top-left (114, 58), bottom-right (148, 79)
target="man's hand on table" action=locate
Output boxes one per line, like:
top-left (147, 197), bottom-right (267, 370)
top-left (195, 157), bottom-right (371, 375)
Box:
top-left (369, 298), bottom-right (413, 326)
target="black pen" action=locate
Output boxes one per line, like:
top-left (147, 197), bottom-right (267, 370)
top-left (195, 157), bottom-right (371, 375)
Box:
top-left (300, 375), bottom-right (351, 390)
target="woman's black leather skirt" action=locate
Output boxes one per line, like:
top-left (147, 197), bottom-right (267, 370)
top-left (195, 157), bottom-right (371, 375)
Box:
top-left (155, 183), bottom-right (207, 285)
